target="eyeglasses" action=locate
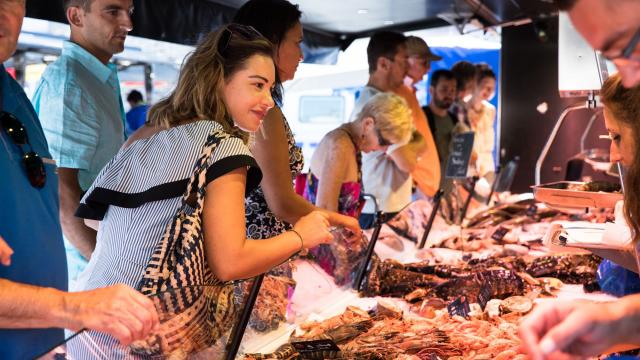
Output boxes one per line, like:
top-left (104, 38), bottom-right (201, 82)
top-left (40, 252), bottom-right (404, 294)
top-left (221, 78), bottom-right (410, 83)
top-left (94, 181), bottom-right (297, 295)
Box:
top-left (375, 127), bottom-right (392, 147)
top-left (217, 24), bottom-right (264, 56)
top-left (603, 27), bottom-right (640, 62)
top-left (1, 111), bottom-right (46, 188)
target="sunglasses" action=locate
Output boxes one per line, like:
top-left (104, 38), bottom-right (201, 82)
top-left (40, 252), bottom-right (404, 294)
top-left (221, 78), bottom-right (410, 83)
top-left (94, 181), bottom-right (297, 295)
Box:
top-left (1, 111), bottom-right (46, 188)
top-left (217, 24), bottom-right (264, 56)
top-left (375, 127), bottom-right (392, 147)
top-left (603, 27), bottom-right (640, 62)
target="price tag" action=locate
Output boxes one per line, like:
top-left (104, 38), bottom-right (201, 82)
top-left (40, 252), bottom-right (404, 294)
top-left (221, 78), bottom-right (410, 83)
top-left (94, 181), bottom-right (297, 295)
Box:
top-left (491, 226), bottom-right (509, 242)
top-left (291, 339), bottom-right (340, 354)
top-left (447, 296), bottom-right (471, 319)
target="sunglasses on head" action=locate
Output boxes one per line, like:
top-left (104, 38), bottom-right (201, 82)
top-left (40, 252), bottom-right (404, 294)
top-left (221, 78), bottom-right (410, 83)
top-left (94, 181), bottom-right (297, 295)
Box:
top-left (1, 111), bottom-right (46, 188)
top-left (375, 127), bottom-right (392, 147)
top-left (217, 24), bottom-right (264, 56)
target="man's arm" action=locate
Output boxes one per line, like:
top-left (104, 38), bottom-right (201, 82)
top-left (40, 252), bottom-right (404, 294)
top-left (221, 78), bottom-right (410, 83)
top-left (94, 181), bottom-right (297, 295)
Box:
top-left (58, 168), bottom-right (96, 259)
top-left (388, 129), bottom-right (427, 173)
top-left (0, 279), bottom-right (159, 345)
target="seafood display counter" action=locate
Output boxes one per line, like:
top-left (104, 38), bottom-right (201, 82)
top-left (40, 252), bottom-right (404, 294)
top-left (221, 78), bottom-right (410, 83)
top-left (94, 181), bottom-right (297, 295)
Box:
top-left (238, 197), bottom-right (621, 359)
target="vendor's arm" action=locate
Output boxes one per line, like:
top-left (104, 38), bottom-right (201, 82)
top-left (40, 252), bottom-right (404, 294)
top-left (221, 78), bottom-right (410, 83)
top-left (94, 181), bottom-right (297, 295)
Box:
top-left (0, 280), bottom-right (159, 346)
top-left (388, 129), bottom-right (426, 173)
top-left (203, 167), bottom-right (333, 281)
top-left (58, 168), bottom-right (96, 259)
top-left (519, 295), bottom-right (640, 360)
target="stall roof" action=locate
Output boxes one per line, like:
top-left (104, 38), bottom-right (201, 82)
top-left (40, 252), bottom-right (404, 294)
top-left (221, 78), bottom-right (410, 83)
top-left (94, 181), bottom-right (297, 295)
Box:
top-left (25, 0), bottom-right (558, 48)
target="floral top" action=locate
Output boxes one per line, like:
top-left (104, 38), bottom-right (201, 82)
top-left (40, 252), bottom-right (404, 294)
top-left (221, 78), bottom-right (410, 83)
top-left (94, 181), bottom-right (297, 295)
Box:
top-left (245, 112), bottom-right (304, 239)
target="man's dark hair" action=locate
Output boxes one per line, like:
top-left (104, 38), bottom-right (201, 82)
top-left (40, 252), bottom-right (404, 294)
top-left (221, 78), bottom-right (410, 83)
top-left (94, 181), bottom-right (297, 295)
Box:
top-left (367, 31), bottom-right (407, 74)
top-left (430, 69), bottom-right (455, 87)
top-left (451, 61), bottom-right (477, 91)
top-left (551, 0), bottom-right (578, 11)
top-left (475, 63), bottom-right (496, 83)
top-left (127, 90), bottom-right (144, 103)
top-left (63, 0), bottom-right (92, 11)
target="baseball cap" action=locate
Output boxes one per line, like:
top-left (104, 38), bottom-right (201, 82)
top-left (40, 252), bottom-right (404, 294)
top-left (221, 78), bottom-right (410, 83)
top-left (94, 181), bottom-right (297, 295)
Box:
top-left (405, 35), bottom-right (442, 61)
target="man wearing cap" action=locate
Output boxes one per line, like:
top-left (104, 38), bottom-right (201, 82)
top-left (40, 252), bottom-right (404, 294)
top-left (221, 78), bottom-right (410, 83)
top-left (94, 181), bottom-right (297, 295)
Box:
top-left (394, 35), bottom-right (443, 197)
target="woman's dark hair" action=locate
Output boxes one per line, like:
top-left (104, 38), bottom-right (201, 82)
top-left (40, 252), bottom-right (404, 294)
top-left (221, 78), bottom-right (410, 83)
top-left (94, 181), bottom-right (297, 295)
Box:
top-left (601, 73), bottom-right (640, 244)
top-left (475, 62), bottom-right (496, 84)
top-left (451, 61), bottom-right (477, 91)
top-left (233, 0), bottom-right (302, 104)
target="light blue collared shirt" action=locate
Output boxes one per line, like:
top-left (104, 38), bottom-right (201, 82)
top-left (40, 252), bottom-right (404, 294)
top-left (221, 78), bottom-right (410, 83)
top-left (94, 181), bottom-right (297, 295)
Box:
top-left (32, 40), bottom-right (125, 191)
top-left (31, 41), bottom-right (126, 287)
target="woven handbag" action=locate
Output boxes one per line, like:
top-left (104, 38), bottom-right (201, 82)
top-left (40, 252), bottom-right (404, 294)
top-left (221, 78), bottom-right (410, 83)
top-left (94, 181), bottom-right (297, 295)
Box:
top-left (130, 129), bottom-right (238, 357)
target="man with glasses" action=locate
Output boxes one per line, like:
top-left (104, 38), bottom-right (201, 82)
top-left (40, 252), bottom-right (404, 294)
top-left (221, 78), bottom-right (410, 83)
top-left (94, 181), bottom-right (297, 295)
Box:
top-left (353, 31), bottom-right (427, 229)
top-left (0, 1), bottom-right (157, 358)
top-left (556, 0), bottom-right (640, 87)
top-left (32, 0), bottom-right (133, 289)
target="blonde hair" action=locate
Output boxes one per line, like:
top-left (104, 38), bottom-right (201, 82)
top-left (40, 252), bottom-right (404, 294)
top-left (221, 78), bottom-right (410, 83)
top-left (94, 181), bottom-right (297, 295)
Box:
top-left (358, 92), bottom-right (413, 145)
top-left (601, 73), bottom-right (640, 243)
top-left (147, 24), bottom-right (274, 143)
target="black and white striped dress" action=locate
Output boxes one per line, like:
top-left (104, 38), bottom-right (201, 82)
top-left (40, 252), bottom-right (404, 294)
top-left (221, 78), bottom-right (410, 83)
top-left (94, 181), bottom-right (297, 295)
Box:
top-left (72, 120), bottom-right (261, 359)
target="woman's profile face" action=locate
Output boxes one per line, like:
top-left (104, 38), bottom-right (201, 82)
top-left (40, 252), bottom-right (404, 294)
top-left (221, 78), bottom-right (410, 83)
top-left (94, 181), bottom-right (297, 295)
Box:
top-left (223, 54), bottom-right (276, 132)
top-left (475, 77), bottom-right (496, 102)
top-left (604, 106), bottom-right (636, 167)
top-left (276, 22), bottom-right (304, 82)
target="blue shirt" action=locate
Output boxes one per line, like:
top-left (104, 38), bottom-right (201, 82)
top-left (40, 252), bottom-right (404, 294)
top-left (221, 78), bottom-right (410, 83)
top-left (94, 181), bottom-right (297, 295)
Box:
top-left (125, 103), bottom-right (149, 135)
top-left (32, 40), bottom-right (125, 191)
top-left (0, 65), bottom-right (67, 359)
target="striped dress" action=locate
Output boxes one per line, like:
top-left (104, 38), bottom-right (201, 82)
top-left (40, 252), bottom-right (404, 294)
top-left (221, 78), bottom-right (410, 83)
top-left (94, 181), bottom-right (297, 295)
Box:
top-left (72, 120), bottom-right (261, 359)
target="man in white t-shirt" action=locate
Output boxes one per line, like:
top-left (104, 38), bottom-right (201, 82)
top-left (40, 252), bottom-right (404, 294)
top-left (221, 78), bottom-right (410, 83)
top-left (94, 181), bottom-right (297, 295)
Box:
top-left (353, 31), bottom-right (427, 228)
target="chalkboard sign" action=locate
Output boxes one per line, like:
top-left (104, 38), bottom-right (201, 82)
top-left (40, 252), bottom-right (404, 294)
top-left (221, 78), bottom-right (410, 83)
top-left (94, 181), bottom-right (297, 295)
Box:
top-left (445, 132), bottom-right (475, 179)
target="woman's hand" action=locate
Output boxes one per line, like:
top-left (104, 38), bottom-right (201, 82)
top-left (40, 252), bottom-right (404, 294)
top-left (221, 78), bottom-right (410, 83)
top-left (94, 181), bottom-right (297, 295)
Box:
top-left (0, 235), bottom-right (14, 266)
top-left (292, 211), bottom-right (333, 249)
top-left (519, 298), bottom-right (640, 360)
top-left (325, 211), bottom-right (362, 237)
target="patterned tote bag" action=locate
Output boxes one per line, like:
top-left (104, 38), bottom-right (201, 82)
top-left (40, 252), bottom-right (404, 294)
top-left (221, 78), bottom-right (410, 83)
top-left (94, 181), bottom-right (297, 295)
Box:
top-left (130, 129), bottom-right (238, 357)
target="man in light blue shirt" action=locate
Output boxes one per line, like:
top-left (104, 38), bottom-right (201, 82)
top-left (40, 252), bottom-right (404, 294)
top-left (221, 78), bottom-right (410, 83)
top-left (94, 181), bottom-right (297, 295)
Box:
top-left (32, 0), bottom-right (133, 289)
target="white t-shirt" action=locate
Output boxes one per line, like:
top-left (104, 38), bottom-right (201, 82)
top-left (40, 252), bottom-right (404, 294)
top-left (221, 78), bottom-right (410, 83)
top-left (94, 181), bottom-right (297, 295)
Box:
top-left (352, 86), bottom-right (412, 214)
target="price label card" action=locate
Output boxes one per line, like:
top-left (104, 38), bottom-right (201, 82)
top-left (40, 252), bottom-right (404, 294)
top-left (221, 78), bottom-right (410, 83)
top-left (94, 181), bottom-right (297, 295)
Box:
top-left (291, 339), bottom-right (340, 353)
top-left (445, 132), bottom-right (475, 179)
top-left (447, 296), bottom-right (471, 319)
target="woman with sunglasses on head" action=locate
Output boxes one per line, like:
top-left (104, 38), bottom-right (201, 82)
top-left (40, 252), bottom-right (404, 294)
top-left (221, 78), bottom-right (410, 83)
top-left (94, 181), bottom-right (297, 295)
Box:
top-left (520, 73), bottom-right (640, 360)
top-left (302, 93), bottom-right (412, 282)
top-left (305, 93), bottom-right (412, 218)
top-left (72, 24), bottom-right (334, 357)
top-left (233, 0), bottom-right (361, 245)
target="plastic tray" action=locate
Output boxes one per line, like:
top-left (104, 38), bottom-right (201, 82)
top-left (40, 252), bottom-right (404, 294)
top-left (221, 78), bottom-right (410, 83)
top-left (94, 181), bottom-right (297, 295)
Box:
top-left (532, 181), bottom-right (622, 209)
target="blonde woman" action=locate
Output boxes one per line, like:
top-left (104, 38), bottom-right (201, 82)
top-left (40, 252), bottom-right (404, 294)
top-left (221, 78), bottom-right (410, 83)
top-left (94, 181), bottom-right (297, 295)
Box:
top-left (304, 92), bottom-right (413, 217)
top-left (303, 93), bottom-right (412, 282)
